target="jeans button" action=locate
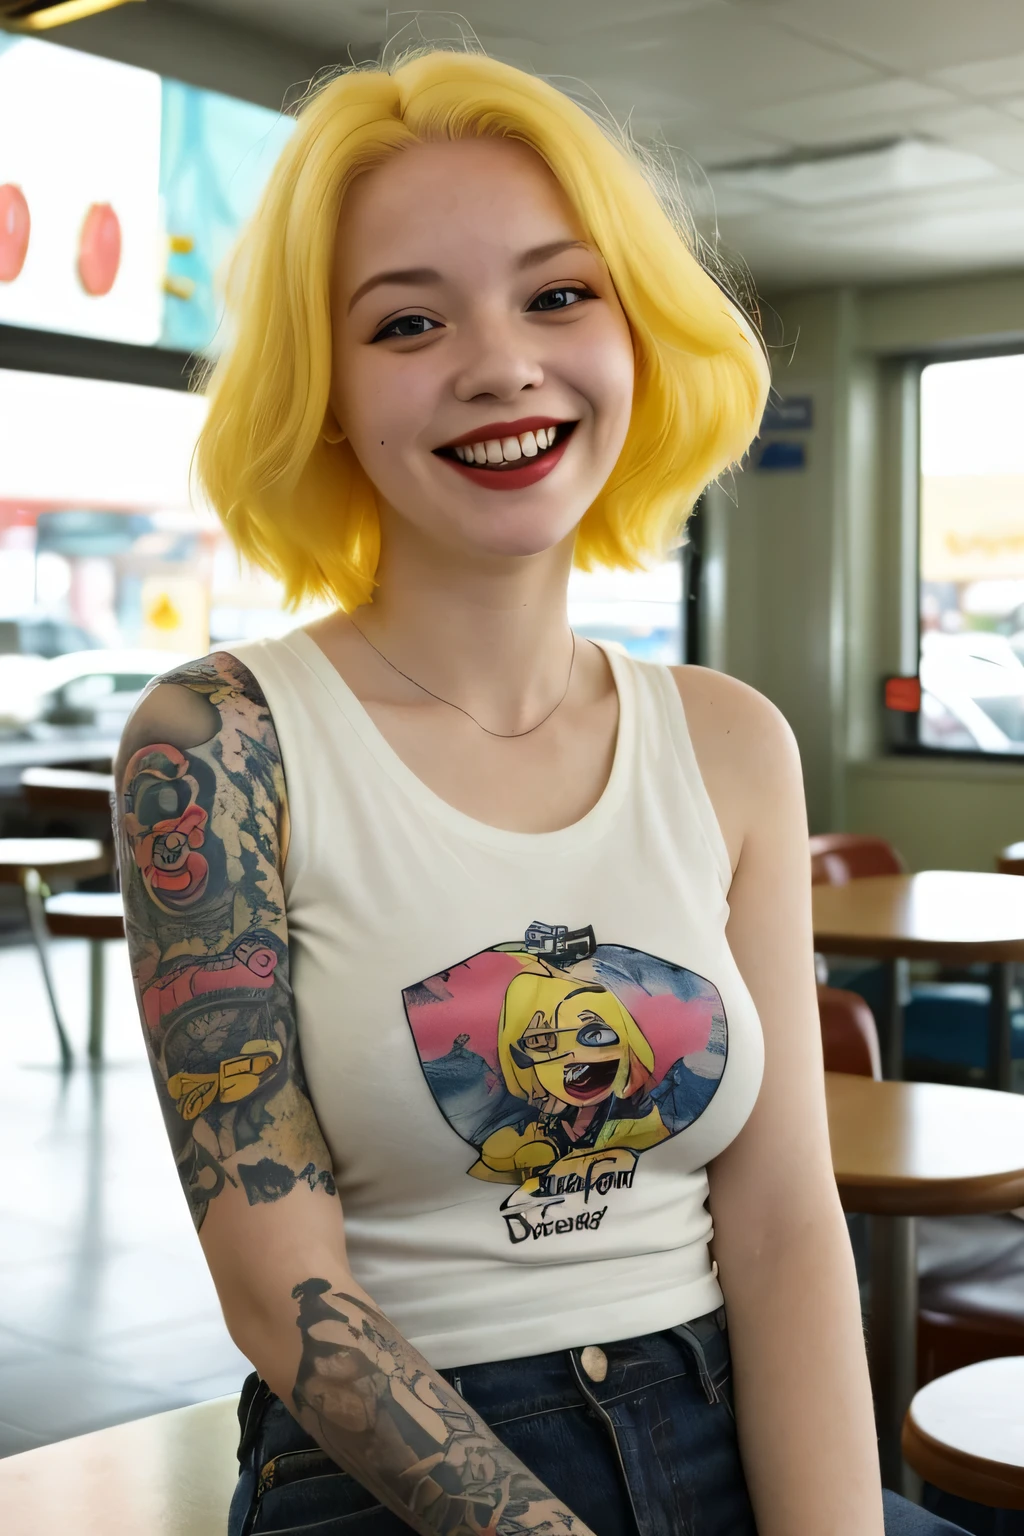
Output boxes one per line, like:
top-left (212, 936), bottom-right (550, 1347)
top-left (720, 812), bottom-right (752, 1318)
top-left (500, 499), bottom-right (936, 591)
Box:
top-left (581, 1345), bottom-right (608, 1382)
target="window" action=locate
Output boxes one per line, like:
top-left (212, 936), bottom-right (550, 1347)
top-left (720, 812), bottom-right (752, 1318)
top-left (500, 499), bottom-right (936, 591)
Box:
top-left (918, 353), bottom-right (1024, 755)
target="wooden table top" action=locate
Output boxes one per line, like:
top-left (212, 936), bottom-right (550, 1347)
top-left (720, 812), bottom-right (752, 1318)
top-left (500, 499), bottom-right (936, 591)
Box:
top-left (0, 1395), bottom-right (239, 1536)
top-left (21, 766), bottom-right (115, 793)
top-left (0, 837), bottom-right (106, 883)
top-left (825, 1073), bottom-right (1024, 1216)
top-left (20, 766), bottom-right (116, 817)
top-left (904, 1358), bottom-right (1024, 1507)
top-left (813, 871), bottom-right (1024, 961)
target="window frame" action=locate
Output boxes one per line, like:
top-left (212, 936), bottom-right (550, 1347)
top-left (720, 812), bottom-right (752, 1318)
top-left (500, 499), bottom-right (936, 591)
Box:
top-left (0, 323), bottom-right (196, 394)
top-left (893, 339), bottom-right (1024, 761)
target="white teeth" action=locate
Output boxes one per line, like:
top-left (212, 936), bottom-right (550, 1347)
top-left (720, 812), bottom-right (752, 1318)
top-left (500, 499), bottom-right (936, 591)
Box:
top-left (449, 424), bottom-right (565, 465)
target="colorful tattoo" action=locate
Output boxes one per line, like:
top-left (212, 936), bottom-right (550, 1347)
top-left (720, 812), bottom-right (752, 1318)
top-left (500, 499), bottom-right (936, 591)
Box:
top-left (291, 1280), bottom-right (588, 1535)
top-left (116, 653), bottom-right (334, 1230)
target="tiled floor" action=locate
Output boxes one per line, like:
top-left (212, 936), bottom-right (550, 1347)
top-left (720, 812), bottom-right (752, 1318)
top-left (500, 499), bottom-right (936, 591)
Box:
top-left (0, 935), bottom-right (250, 1458)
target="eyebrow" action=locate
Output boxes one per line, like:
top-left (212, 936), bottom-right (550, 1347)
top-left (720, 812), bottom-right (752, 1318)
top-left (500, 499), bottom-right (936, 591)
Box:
top-left (346, 238), bottom-right (593, 315)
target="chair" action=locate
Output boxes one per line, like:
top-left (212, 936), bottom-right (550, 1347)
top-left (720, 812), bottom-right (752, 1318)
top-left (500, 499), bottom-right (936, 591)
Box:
top-left (809, 832), bottom-right (905, 887)
top-left (817, 983), bottom-right (1024, 1388)
top-left (818, 985), bottom-right (882, 1079)
top-left (0, 837), bottom-right (107, 1068)
top-left (902, 1357), bottom-right (1024, 1511)
top-left (44, 891), bottom-right (125, 1063)
top-left (997, 843), bottom-right (1024, 877)
top-left (0, 1395), bottom-right (240, 1536)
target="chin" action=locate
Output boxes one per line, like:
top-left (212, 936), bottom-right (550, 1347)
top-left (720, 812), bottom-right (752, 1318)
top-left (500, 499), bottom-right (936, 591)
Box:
top-left (460, 505), bottom-right (586, 562)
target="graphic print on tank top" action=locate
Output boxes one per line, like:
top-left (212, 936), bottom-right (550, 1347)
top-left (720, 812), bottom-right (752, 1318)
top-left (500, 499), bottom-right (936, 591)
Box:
top-left (403, 922), bottom-right (728, 1246)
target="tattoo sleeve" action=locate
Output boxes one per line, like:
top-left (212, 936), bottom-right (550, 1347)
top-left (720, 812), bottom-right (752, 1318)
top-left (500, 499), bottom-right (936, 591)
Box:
top-left (291, 1279), bottom-right (595, 1536)
top-left (117, 655), bottom-right (592, 1533)
top-left (115, 652), bottom-right (334, 1231)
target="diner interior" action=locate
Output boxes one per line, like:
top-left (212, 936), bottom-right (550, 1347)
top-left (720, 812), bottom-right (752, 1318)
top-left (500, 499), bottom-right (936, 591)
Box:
top-left (1, 0), bottom-right (1024, 1531)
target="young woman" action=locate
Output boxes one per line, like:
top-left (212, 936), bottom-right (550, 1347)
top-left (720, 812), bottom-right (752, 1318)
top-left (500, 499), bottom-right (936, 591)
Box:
top-left (115, 47), bottom-right (970, 1536)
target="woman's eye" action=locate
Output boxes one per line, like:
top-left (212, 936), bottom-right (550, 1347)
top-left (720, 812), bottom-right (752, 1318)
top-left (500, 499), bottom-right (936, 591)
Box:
top-left (529, 285), bottom-right (596, 313)
top-left (371, 314), bottom-right (440, 343)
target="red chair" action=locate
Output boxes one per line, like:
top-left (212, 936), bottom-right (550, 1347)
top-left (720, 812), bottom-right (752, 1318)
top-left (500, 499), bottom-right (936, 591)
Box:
top-left (818, 985), bottom-right (882, 1079)
top-left (809, 832), bottom-right (905, 887)
top-left (997, 842), bottom-right (1024, 876)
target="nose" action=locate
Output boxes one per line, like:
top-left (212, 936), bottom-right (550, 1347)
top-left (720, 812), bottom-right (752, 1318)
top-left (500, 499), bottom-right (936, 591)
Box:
top-left (452, 311), bottom-right (545, 404)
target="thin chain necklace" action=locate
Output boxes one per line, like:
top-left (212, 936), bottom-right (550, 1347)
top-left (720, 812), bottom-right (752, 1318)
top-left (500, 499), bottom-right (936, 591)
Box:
top-left (350, 621), bottom-right (577, 740)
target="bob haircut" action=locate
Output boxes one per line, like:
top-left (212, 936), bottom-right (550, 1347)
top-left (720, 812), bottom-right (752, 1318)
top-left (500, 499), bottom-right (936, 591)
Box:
top-left (196, 46), bottom-right (770, 612)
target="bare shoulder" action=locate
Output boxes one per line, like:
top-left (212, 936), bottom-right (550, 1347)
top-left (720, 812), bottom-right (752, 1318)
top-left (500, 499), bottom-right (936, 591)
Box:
top-left (117, 651), bottom-right (276, 778)
top-left (668, 666), bottom-right (803, 868)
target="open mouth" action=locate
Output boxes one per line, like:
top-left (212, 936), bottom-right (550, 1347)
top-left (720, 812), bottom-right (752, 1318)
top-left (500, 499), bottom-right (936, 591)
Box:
top-left (435, 420), bottom-right (576, 469)
top-left (562, 1058), bottom-right (618, 1101)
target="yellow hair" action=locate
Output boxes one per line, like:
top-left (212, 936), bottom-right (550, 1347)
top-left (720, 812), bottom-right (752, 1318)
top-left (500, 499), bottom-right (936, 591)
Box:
top-left (195, 47), bottom-right (770, 611)
top-left (497, 968), bottom-right (654, 1103)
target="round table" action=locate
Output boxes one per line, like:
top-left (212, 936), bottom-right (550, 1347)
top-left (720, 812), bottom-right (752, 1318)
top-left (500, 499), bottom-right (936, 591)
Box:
top-left (825, 1072), bottom-right (1024, 1495)
top-left (20, 766), bottom-right (116, 817)
top-left (903, 1357), bottom-right (1024, 1509)
top-left (813, 872), bottom-right (1024, 1088)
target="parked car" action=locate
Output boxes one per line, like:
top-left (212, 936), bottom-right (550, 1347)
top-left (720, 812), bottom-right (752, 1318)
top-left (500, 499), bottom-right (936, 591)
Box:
top-left (0, 649), bottom-right (190, 739)
top-left (919, 631), bottom-right (1024, 753)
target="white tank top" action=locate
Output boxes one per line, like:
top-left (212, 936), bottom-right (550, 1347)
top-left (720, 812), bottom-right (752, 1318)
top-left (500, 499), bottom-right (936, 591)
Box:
top-left (226, 629), bottom-right (764, 1368)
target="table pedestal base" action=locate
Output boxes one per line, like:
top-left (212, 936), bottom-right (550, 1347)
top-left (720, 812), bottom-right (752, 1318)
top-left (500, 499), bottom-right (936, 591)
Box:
top-left (870, 1214), bottom-right (919, 1499)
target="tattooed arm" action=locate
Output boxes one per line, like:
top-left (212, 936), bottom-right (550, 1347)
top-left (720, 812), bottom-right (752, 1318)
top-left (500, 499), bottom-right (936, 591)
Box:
top-left (115, 653), bottom-right (595, 1536)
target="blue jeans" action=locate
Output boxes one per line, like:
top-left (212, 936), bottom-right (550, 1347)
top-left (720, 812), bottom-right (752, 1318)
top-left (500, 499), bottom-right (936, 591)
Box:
top-left (227, 1307), bottom-right (970, 1535)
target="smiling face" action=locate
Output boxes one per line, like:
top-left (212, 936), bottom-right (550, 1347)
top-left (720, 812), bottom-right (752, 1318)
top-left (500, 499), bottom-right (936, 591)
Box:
top-left (516, 986), bottom-right (634, 1107)
top-left (329, 136), bottom-right (636, 564)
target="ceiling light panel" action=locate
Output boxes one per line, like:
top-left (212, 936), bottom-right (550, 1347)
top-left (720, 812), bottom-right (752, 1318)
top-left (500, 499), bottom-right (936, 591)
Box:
top-left (708, 138), bottom-right (1001, 209)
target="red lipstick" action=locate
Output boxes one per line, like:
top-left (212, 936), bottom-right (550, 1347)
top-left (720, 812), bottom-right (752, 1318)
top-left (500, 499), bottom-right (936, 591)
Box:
top-left (441, 422), bottom-right (577, 492)
top-left (438, 416), bottom-right (569, 450)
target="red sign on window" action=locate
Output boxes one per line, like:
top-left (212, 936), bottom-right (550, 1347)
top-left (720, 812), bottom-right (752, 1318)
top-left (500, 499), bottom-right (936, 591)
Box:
top-left (884, 676), bottom-right (922, 713)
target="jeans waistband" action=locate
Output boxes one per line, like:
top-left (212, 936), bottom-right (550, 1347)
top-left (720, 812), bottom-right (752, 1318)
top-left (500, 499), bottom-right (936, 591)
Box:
top-left (235, 1305), bottom-right (729, 1467)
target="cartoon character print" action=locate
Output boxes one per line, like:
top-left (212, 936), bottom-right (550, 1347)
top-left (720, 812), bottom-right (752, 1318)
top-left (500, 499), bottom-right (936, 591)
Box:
top-left (403, 922), bottom-right (728, 1246)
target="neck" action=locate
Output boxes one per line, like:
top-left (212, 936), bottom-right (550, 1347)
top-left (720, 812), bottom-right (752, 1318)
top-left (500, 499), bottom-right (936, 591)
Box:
top-left (353, 514), bottom-right (577, 732)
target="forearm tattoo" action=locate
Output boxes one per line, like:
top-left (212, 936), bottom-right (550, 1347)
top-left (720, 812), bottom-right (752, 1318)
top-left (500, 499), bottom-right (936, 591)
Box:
top-left (292, 1280), bottom-right (588, 1536)
top-left (116, 653), bottom-right (333, 1230)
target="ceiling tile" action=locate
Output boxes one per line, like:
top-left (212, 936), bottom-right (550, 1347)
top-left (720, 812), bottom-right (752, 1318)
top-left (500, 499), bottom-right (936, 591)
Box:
top-left (554, 4), bottom-right (881, 115)
top-left (926, 50), bottom-right (1024, 99)
top-left (739, 78), bottom-right (961, 144)
top-left (172, 0), bottom-right (1024, 288)
top-left (738, 0), bottom-right (1024, 74)
top-left (677, 128), bottom-right (795, 168)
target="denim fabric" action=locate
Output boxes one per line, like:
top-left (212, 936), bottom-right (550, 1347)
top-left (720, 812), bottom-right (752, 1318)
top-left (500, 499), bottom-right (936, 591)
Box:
top-left (227, 1308), bottom-right (971, 1536)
